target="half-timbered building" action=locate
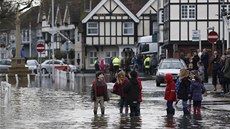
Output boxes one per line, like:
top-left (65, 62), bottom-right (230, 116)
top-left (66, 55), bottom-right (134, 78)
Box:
top-left (158, 0), bottom-right (230, 58)
top-left (82, 0), bottom-right (158, 70)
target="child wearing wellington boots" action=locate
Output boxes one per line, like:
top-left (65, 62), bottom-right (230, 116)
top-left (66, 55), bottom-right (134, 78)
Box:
top-left (164, 74), bottom-right (177, 116)
top-left (189, 75), bottom-right (206, 115)
top-left (91, 72), bottom-right (109, 115)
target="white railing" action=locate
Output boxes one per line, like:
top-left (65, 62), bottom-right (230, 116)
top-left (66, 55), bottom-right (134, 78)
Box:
top-left (0, 81), bottom-right (11, 106)
top-left (55, 69), bottom-right (75, 87)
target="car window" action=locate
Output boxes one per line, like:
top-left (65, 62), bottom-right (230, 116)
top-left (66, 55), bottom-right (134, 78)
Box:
top-left (6, 60), bottom-right (11, 65)
top-left (54, 61), bottom-right (62, 64)
top-left (0, 60), bottom-right (11, 65)
top-left (27, 61), bottom-right (36, 65)
top-left (159, 62), bottom-right (182, 69)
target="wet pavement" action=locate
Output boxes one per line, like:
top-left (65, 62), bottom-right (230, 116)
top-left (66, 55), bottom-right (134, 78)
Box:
top-left (0, 74), bottom-right (230, 129)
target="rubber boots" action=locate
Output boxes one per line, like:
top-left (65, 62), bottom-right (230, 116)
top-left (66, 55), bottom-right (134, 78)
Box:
top-left (167, 108), bottom-right (175, 116)
top-left (196, 107), bottom-right (201, 115)
top-left (193, 106), bottom-right (201, 115)
top-left (183, 108), bottom-right (190, 115)
top-left (125, 107), bottom-right (129, 114)
top-left (101, 108), bottom-right (105, 115)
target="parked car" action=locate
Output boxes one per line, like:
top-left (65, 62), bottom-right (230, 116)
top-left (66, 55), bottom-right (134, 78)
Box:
top-left (40, 59), bottom-right (76, 74)
top-left (155, 58), bottom-right (187, 86)
top-left (25, 59), bottom-right (39, 74)
top-left (0, 59), bottom-right (11, 73)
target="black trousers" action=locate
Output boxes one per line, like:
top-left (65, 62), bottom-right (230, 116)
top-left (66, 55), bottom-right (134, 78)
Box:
top-left (212, 70), bottom-right (218, 86)
top-left (204, 67), bottom-right (208, 83)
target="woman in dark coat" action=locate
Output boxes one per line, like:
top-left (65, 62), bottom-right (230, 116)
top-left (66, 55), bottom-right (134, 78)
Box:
top-left (124, 71), bottom-right (142, 117)
top-left (177, 69), bottom-right (191, 115)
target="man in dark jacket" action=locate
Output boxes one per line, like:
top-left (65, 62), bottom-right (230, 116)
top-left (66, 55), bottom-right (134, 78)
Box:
top-left (224, 50), bottom-right (230, 94)
top-left (201, 48), bottom-right (209, 83)
top-left (124, 71), bottom-right (142, 117)
top-left (211, 51), bottom-right (220, 91)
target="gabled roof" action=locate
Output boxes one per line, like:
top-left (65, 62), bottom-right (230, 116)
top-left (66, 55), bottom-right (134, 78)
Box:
top-left (82, 0), bottom-right (140, 23)
top-left (38, 0), bottom-right (82, 25)
top-left (121, 0), bottom-right (149, 14)
top-left (20, 6), bottom-right (40, 29)
top-left (136, 0), bottom-right (156, 17)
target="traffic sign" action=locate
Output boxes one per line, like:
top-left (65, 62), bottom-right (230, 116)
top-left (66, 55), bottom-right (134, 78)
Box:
top-left (208, 31), bottom-right (219, 43)
top-left (36, 43), bottom-right (45, 53)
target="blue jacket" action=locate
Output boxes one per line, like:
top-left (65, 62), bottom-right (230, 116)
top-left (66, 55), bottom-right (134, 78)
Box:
top-left (189, 81), bottom-right (206, 101)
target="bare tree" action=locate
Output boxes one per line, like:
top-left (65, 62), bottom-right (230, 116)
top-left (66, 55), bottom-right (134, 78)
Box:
top-left (0, 0), bottom-right (38, 28)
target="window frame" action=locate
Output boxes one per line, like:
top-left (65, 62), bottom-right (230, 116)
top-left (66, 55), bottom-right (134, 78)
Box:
top-left (87, 22), bottom-right (98, 35)
top-left (22, 29), bottom-right (30, 42)
top-left (181, 5), bottom-right (196, 20)
top-left (104, 51), bottom-right (117, 64)
top-left (123, 22), bottom-right (134, 35)
top-left (89, 51), bottom-right (97, 65)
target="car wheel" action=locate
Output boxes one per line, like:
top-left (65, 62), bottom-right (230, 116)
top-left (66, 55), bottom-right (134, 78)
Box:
top-left (41, 68), bottom-right (47, 74)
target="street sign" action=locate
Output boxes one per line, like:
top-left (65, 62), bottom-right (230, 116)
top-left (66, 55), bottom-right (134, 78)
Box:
top-left (192, 30), bottom-right (200, 41)
top-left (208, 31), bottom-right (219, 43)
top-left (36, 43), bottom-right (45, 53)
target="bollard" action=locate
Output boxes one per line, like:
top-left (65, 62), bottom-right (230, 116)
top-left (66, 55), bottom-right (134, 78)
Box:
top-left (15, 74), bottom-right (19, 84)
top-left (27, 74), bottom-right (30, 86)
top-left (6, 74), bottom-right (8, 83)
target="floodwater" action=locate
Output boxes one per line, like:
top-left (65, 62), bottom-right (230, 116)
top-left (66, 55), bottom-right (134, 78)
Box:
top-left (0, 74), bottom-right (230, 129)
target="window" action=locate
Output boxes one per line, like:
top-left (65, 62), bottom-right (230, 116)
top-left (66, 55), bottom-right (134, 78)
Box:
top-left (87, 22), bottom-right (98, 35)
top-left (181, 5), bottom-right (196, 19)
top-left (140, 44), bottom-right (149, 53)
top-left (89, 51), bottom-right (97, 65)
top-left (105, 51), bottom-right (116, 64)
top-left (123, 22), bottom-right (134, 35)
top-left (22, 30), bottom-right (29, 42)
top-left (160, 10), bottom-right (164, 23)
top-left (85, 0), bottom-right (92, 12)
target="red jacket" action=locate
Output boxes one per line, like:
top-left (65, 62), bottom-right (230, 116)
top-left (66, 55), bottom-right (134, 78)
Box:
top-left (164, 74), bottom-right (176, 101)
top-left (112, 77), bottom-right (129, 97)
top-left (137, 77), bottom-right (142, 102)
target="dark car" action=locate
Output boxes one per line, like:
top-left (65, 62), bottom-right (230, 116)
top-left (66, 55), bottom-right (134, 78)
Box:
top-left (155, 58), bottom-right (187, 86)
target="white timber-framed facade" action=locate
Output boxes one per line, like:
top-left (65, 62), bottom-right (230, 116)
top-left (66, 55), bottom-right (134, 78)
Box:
top-left (158, 0), bottom-right (230, 58)
top-left (82, 0), bottom-right (159, 70)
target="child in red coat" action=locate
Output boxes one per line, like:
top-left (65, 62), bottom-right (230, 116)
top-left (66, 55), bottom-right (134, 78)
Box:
top-left (164, 74), bottom-right (177, 115)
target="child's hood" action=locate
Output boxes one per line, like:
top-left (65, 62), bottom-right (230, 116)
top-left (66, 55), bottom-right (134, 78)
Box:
top-left (164, 74), bottom-right (173, 82)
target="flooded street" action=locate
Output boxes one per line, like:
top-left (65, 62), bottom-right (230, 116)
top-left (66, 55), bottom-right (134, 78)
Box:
top-left (0, 74), bottom-right (230, 129)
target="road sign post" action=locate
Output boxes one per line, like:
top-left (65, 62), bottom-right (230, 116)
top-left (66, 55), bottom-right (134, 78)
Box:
top-left (36, 43), bottom-right (45, 87)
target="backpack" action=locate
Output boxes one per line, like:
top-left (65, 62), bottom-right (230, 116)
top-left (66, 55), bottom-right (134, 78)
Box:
top-left (175, 78), bottom-right (181, 94)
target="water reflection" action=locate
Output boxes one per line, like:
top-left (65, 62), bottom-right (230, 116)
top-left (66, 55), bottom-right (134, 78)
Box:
top-left (119, 115), bottom-right (142, 129)
top-left (177, 115), bottom-right (192, 129)
top-left (164, 115), bottom-right (176, 128)
top-left (176, 114), bottom-right (204, 129)
top-left (91, 115), bottom-right (108, 129)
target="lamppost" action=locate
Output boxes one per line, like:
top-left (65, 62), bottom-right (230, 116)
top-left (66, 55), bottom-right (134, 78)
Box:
top-left (221, 0), bottom-right (227, 54)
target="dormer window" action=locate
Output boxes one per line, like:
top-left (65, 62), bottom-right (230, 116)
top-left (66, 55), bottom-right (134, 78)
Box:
top-left (85, 0), bottom-right (92, 12)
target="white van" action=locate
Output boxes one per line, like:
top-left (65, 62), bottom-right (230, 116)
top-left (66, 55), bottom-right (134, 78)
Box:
top-left (136, 35), bottom-right (160, 55)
